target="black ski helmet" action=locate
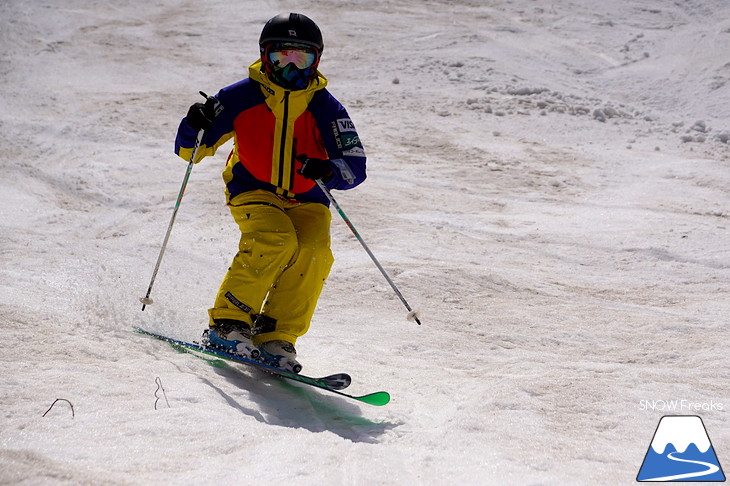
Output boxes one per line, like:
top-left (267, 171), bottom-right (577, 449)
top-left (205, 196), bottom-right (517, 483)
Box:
top-left (259, 13), bottom-right (324, 90)
top-left (259, 13), bottom-right (324, 52)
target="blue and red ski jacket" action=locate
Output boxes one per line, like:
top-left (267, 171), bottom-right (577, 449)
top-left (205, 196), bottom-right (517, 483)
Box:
top-left (175, 60), bottom-right (366, 206)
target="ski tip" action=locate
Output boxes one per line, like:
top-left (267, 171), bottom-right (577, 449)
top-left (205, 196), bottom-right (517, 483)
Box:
top-left (356, 391), bottom-right (391, 406)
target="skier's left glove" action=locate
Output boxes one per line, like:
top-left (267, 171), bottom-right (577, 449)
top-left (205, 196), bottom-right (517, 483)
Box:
top-left (297, 155), bottom-right (334, 182)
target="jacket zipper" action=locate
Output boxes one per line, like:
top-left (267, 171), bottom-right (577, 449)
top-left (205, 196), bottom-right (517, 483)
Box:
top-left (276, 91), bottom-right (290, 190)
top-left (290, 137), bottom-right (298, 192)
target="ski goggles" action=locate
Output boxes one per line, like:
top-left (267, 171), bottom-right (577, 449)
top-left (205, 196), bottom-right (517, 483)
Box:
top-left (267, 42), bottom-right (318, 70)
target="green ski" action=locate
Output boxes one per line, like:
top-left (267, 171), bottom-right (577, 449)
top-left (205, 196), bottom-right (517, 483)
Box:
top-left (134, 327), bottom-right (390, 406)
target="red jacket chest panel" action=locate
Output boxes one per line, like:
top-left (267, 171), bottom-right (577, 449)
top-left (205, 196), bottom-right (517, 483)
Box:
top-left (232, 104), bottom-right (329, 194)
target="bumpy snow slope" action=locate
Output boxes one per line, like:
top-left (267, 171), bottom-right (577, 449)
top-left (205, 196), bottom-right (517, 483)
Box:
top-left (1, 1), bottom-right (728, 484)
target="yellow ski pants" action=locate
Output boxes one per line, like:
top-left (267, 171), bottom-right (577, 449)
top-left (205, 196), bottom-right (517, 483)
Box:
top-left (208, 190), bottom-right (334, 345)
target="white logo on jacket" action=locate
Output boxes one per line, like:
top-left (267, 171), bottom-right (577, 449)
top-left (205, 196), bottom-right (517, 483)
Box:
top-left (337, 118), bottom-right (356, 133)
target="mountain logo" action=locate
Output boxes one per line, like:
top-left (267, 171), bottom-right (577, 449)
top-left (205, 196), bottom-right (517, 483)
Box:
top-left (637, 415), bottom-right (725, 482)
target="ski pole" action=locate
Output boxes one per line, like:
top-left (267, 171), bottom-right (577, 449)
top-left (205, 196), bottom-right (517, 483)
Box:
top-left (139, 91), bottom-right (221, 311)
top-left (316, 179), bottom-right (422, 325)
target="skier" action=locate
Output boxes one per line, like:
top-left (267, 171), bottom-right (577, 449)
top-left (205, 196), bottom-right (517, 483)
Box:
top-left (174, 13), bottom-right (366, 373)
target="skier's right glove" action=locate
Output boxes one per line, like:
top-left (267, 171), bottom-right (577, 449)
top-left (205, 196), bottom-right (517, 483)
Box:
top-left (185, 97), bottom-right (219, 131)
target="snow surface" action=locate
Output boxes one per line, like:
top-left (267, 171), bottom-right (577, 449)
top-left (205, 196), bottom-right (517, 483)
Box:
top-left (1, 0), bottom-right (729, 484)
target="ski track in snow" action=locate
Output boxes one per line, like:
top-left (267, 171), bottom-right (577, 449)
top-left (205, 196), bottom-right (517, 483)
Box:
top-left (1, 0), bottom-right (729, 485)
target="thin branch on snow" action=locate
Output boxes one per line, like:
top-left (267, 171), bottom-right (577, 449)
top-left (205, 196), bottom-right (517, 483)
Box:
top-left (154, 377), bottom-right (171, 410)
top-left (42, 398), bottom-right (75, 418)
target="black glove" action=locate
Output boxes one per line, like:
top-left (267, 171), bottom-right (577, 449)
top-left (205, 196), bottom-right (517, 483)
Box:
top-left (297, 155), bottom-right (333, 181)
top-left (185, 96), bottom-right (219, 131)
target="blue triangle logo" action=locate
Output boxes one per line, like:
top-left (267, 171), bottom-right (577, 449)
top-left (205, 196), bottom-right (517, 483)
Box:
top-left (637, 415), bottom-right (725, 482)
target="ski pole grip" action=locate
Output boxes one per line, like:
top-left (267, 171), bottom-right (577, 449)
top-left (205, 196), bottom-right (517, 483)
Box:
top-left (199, 91), bottom-right (224, 117)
